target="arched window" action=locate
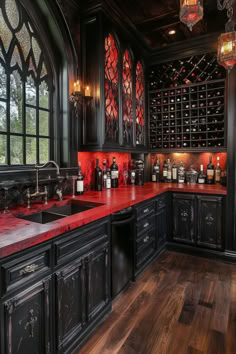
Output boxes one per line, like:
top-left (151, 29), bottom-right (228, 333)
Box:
top-left (122, 49), bottom-right (133, 146)
top-left (136, 61), bottom-right (145, 145)
top-left (104, 33), bottom-right (119, 143)
top-left (0, 0), bottom-right (52, 166)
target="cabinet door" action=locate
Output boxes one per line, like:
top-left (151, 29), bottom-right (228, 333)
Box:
top-left (172, 194), bottom-right (196, 244)
top-left (86, 242), bottom-right (110, 322)
top-left (3, 278), bottom-right (51, 354)
top-left (197, 196), bottom-right (224, 249)
top-left (156, 207), bottom-right (168, 250)
top-left (55, 259), bottom-right (85, 353)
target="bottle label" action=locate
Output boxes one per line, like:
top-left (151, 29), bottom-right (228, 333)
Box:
top-left (77, 181), bottom-right (84, 192)
top-left (167, 171), bottom-right (172, 180)
top-left (172, 169), bottom-right (177, 180)
top-left (215, 171), bottom-right (221, 182)
top-left (152, 174), bottom-right (156, 182)
top-left (207, 170), bottom-right (214, 180)
top-left (111, 171), bottom-right (119, 179)
top-left (106, 179), bottom-right (111, 189)
top-left (198, 178), bottom-right (205, 184)
top-left (163, 170), bottom-right (167, 177)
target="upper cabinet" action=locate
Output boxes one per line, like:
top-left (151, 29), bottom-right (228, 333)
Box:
top-left (80, 12), bottom-right (146, 152)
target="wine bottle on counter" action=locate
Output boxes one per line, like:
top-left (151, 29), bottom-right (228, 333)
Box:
top-left (95, 159), bottom-right (103, 191)
top-left (76, 162), bottom-right (84, 195)
top-left (198, 165), bottom-right (206, 184)
top-left (178, 161), bottom-right (185, 183)
top-left (162, 160), bottom-right (168, 182)
top-left (103, 159), bottom-right (108, 189)
top-left (152, 157), bottom-right (160, 182)
top-left (111, 157), bottom-right (119, 188)
top-left (206, 156), bottom-right (214, 184)
top-left (215, 156), bottom-right (221, 184)
top-left (167, 159), bottom-right (172, 182)
top-left (172, 161), bottom-right (178, 183)
top-left (106, 168), bottom-right (111, 189)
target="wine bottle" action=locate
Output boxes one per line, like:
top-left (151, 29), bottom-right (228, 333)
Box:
top-left (198, 164), bottom-right (206, 184)
top-left (206, 155), bottom-right (214, 184)
top-left (215, 156), bottom-right (221, 184)
top-left (103, 159), bottom-right (108, 189)
top-left (178, 161), bottom-right (185, 183)
top-left (76, 162), bottom-right (84, 195)
top-left (111, 157), bottom-right (119, 188)
top-left (152, 157), bottom-right (160, 183)
top-left (95, 159), bottom-right (103, 191)
top-left (106, 168), bottom-right (111, 189)
top-left (162, 160), bottom-right (168, 182)
top-left (166, 159), bottom-right (172, 182)
top-left (172, 161), bottom-right (178, 183)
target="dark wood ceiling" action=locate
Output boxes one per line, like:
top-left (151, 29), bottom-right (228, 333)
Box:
top-left (113, 0), bottom-right (228, 49)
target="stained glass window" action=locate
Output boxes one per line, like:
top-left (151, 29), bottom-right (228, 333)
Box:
top-left (136, 61), bottom-right (145, 145)
top-left (122, 50), bottom-right (133, 146)
top-left (104, 33), bottom-right (119, 143)
top-left (0, 0), bottom-right (52, 165)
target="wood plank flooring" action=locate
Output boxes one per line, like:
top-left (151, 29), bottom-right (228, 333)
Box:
top-left (78, 252), bottom-right (236, 354)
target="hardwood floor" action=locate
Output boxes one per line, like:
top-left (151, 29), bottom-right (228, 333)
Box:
top-left (78, 252), bottom-right (236, 354)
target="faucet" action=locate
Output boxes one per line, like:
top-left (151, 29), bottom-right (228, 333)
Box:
top-left (27, 160), bottom-right (61, 208)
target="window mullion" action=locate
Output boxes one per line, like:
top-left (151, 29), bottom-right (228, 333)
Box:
top-left (23, 80), bottom-right (26, 165)
top-left (6, 71), bottom-right (10, 165)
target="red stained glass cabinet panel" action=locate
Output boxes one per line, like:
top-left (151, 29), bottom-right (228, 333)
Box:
top-left (136, 61), bottom-right (145, 145)
top-left (122, 50), bottom-right (133, 146)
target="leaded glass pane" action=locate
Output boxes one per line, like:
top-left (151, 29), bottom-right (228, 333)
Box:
top-left (122, 50), bottom-right (133, 146)
top-left (10, 45), bottom-right (22, 70)
top-left (39, 138), bottom-right (49, 163)
top-left (5, 0), bottom-right (19, 30)
top-left (0, 8), bottom-right (13, 53)
top-left (39, 81), bottom-right (49, 109)
top-left (0, 64), bottom-right (7, 98)
top-left (0, 101), bottom-right (6, 131)
top-left (26, 136), bottom-right (36, 164)
top-left (40, 62), bottom-right (47, 78)
top-left (15, 23), bottom-right (31, 60)
top-left (136, 61), bottom-right (145, 145)
top-left (104, 34), bottom-right (119, 143)
top-left (10, 71), bottom-right (22, 133)
top-left (32, 37), bottom-right (41, 67)
top-left (29, 56), bottom-right (37, 77)
top-left (0, 47), bottom-right (5, 62)
top-left (26, 75), bottom-right (36, 106)
top-left (0, 134), bottom-right (7, 164)
top-left (39, 110), bottom-right (49, 136)
top-left (26, 107), bottom-right (36, 135)
top-left (10, 135), bottom-right (23, 164)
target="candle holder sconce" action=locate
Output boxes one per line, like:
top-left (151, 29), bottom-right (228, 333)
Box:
top-left (70, 81), bottom-right (93, 118)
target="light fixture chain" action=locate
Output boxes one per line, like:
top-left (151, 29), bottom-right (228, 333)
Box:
top-left (217, 0), bottom-right (235, 32)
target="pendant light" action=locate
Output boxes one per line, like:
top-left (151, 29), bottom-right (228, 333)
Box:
top-left (217, 0), bottom-right (236, 71)
top-left (179, 0), bottom-right (203, 31)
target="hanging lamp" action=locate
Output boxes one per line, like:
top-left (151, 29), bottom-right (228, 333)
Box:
top-left (179, 0), bottom-right (203, 31)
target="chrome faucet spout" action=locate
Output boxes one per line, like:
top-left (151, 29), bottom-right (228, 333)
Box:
top-left (35, 160), bottom-right (60, 176)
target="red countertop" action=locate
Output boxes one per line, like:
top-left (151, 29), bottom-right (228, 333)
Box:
top-left (0, 183), bottom-right (227, 259)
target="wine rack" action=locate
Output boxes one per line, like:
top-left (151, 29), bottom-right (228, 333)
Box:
top-left (149, 79), bottom-right (226, 151)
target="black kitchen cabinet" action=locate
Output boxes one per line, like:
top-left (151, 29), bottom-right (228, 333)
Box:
top-left (196, 195), bottom-right (224, 250)
top-left (172, 193), bottom-right (224, 250)
top-left (3, 277), bottom-right (52, 354)
top-left (55, 241), bottom-right (110, 353)
top-left (155, 194), bottom-right (169, 251)
top-left (172, 194), bottom-right (196, 245)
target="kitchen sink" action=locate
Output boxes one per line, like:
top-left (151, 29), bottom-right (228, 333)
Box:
top-left (19, 211), bottom-right (66, 224)
top-left (17, 200), bottom-right (104, 224)
top-left (46, 200), bottom-right (103, 216)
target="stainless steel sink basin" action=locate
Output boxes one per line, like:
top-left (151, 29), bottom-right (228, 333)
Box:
top-left (19, 211), bottom-right (65, 224)
top-left (46, 200), bottom-right (103, 216)
top-left (17, 200), bottom-right (104, 224)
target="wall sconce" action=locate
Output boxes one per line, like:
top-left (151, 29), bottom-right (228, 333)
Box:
top-left (70, 80), bottom-right (93, 118)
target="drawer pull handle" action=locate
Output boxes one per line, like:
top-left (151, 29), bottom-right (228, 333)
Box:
top-left (20, 264), bottom-right (39, 275)
top-left (143, 208), bottom-right (149, 214)
top-left (143, 236), bottom-right (150, 243)
top-left (143, 222), bottom-right (149, 228)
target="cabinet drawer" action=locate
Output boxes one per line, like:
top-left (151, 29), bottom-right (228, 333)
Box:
top-left (137, 214), bottom-right (155, 235)
top-left (54, 218), bottom-right (109, 266)
top-left (1, 246), bottom-right (51, 295)
top-left (136, 229), bottom-right (155, 252)
top-left (136, 201), bottom-right (155, 220)
top-left (136, 240), bottom-right (155, 269)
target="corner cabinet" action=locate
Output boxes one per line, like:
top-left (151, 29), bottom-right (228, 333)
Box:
top-left (172, 193), bottom-right (224, 250)
top-left (80, 11), bottom-right (146, 152)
